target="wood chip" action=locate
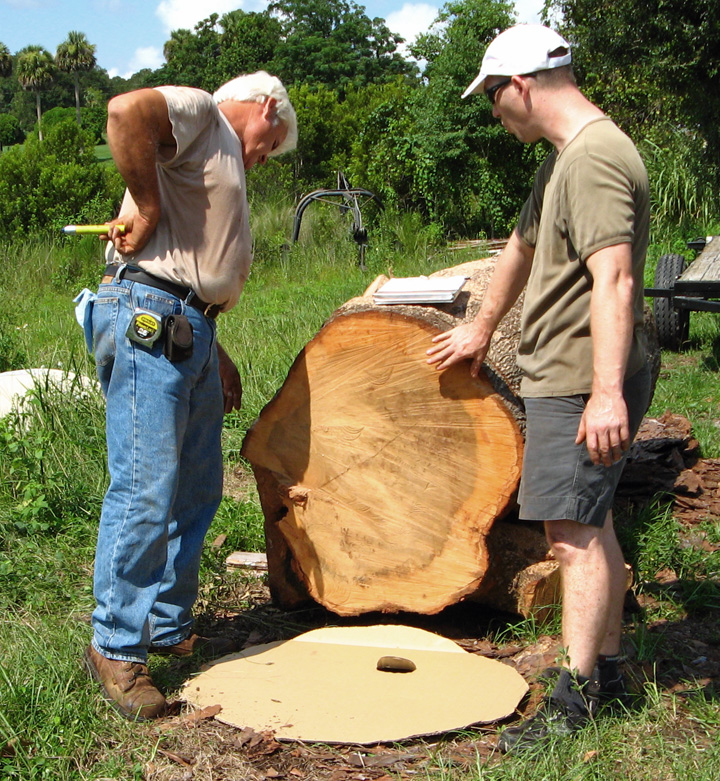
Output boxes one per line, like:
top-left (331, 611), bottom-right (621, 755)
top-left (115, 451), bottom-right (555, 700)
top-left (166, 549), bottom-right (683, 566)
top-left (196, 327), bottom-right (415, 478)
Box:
top-left (226, 551), bottom-right (269, 571)
top-left (157, 749), bottom-right (194, 767)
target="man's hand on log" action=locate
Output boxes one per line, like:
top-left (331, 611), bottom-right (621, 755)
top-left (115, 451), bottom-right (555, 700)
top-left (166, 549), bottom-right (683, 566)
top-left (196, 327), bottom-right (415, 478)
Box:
top-left (575, 390), bottom-right (630, 467)
top-left (426, 323), bottom-right (490, 377)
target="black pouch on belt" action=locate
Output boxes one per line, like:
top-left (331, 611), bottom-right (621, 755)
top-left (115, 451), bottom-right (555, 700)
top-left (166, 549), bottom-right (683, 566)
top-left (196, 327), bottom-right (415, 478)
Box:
top-left (163, 314), bottom-right (194, 362)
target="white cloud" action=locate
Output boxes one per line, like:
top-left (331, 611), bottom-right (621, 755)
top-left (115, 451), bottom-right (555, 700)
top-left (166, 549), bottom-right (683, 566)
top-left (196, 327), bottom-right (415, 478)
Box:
top-left (126, 46), bottom-right (164, 75)
top-left (386, 3), bottom-right (439, 53)
top-left (155, 0), bottom-right (241, 34)
top-left (513, 0), bottom-right (543, 24)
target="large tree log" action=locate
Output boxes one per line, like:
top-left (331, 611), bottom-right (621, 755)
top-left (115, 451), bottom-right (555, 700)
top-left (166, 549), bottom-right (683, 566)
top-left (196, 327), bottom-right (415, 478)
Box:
top-left (241, 257), bottom-right (658, 617)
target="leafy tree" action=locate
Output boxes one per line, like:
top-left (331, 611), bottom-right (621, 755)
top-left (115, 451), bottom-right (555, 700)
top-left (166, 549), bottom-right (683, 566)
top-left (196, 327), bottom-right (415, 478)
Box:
top-left (349, 0), bottom-right (533, 236)
top-left (37, 106), bottom-right (75, 136)
top-left (408, 0), bottom-right (534, 235)
top-left (269, 0), bottom-right (416, 92)
top-left (549, 0), bottom-right (720, 229)
top-left (348, 82), bottom-right (419, 210)
top-left (216, 9), bottom-right (282, 84)
top-left (289, 83), bottom-right (349, 185)
top-left (81, 87), bottom-right (108, 143)
top-left (16, 46), bottom-right (55, 141)
top-left (0, 113), bottom-right (23, 149)
top-left (154, 3), bottom-right (416, 94)
top-left (158, 15), bottom-right (223, 91)
top-left (0, 42), bottom-right (13, 119)
top-left (110, 69), bottom-right (155, 95)
top-left (0, 118), bottom-right (122, 238)
top-left (55, 31), bottom-right (97, 124)
top-left (0, 43), bottom-right (11, 78)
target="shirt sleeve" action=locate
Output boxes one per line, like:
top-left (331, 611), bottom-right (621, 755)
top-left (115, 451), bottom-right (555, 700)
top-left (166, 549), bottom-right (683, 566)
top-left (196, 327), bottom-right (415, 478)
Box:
top-left (153, 86), bottom-right (217, 166)
top-left (562, 147), bottom-right (637, 263)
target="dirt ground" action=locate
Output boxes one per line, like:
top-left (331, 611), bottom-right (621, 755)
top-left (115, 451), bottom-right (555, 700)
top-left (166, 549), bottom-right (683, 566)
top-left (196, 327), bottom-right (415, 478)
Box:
top-left (143, 412), bottom-right (720, 780)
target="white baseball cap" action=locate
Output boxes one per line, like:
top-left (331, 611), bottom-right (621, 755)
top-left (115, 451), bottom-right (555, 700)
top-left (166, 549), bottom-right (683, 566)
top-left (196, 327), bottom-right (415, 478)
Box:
top-left (462, 24), bottom-right (572, 99)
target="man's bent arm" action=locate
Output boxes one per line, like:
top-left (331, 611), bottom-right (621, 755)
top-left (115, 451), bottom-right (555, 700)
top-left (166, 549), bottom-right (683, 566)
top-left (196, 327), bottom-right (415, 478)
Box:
top-left (106, 89), bottom-right (176, 254)
top-left (576, 243), bottom-right (635, 466)
top-left (426, 229), bottom-right (534, 376)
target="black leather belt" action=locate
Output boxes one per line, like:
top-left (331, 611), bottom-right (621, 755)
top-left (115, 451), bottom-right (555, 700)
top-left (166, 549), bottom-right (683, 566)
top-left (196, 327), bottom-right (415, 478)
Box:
top-left (102, 264), bottom-right (221, 319)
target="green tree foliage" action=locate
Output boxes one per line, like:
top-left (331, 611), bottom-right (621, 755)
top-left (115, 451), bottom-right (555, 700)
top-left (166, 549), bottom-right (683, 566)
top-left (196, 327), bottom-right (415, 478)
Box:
top-left (269, 0), bottom-right (416, 92)
top-left (216, 10), bottom-right (283, 85)
top-left (410, 0), bottom-right (533, 234)
top-left (0, 118), bottom-right (122, 238)
top-left (0, 113), bottom-right (23, 148)
top-left (0, 42), bottom-right (11, 78)
top-left (109, 69), bottom-right (155, 95)
top-left (15, 46), bottom-right (56, 141)
top-left (350, 0), bottom-right (535, 236)
top-left (159, 14), bottom-right (224, 91)
top-left (290, 82), bottom-right (357, 185)
top-left (80, 87), bottom-right (108, 143)
top-left (347, 80), bottom-right (418, 209)
top-left (33, 106), bottom-right (75, 136)
top-left (550, 0), bottom-right (720, 228)
top-left (55, 31), bottom-right (97, 124)
top-left (154, 1), bottom-right (416, 95)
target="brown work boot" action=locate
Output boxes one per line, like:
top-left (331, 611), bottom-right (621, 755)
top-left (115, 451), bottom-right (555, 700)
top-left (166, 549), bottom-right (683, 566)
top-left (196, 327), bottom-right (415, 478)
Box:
top-left (149, 632), bottom-right (239, 659)
top-left (83, 645), bottom-right (166, 721)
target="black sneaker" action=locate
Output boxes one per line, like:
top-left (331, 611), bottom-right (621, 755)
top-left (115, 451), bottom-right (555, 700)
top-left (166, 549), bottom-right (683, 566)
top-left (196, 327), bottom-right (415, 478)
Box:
top-left (497, 696), bottom-right (591, 754)
top-left (588, 666), bottom-right (634, 711)
top-left (539, 665), bottom-right (631, 710)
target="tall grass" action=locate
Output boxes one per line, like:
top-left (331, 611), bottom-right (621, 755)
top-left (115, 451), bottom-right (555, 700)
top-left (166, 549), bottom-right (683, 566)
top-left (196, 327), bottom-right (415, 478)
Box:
top-left (642, 134), bottom-right (720, 234)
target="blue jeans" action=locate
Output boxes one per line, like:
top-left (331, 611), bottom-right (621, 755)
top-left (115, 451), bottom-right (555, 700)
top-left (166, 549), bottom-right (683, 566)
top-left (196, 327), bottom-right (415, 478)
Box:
top-left (89, 275), bottom-right (223, 663)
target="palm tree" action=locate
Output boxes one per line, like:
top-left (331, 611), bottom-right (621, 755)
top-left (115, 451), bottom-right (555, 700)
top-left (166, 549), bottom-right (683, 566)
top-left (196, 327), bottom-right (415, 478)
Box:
top-left (0, 42), bottom-right (12, 78)
top-left (16, 45), bottom-right (55, 141)
top-left (56, 31), bottom-right (96, 124)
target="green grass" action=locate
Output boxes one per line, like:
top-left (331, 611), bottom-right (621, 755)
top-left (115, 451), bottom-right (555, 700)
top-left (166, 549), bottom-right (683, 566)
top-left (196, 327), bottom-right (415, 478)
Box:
top-left (93, 143), bottom-right (112, 165)
top-left (647, 313), bottom-right (720, 458)
top-left (2, 208), bottom-right (720, 778)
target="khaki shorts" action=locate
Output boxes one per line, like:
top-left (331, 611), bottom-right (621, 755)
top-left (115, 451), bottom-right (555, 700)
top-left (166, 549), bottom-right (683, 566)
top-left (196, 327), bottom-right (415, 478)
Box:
top-left (518, 366), bottom-right (651, 528)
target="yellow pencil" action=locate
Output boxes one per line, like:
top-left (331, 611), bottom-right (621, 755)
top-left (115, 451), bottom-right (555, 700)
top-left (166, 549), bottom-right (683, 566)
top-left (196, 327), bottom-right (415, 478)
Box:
top-left (62, 224), bottom-right (126, 234)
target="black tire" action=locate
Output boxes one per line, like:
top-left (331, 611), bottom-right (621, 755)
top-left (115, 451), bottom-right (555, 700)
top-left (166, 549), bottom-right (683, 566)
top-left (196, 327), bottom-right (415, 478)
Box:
top-left (653, 253), bottom-right (689, 350)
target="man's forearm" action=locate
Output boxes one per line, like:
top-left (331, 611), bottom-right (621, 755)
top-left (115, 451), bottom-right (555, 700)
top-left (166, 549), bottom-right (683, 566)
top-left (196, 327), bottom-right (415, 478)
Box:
top-left (473, 229), bottom-right (534, 338)
top-left (426, 229), bottom-right (533, 374)
top-left (587, 245), bottom-right (635, 395)
top-left (577, 243), bottom-right (636, 465)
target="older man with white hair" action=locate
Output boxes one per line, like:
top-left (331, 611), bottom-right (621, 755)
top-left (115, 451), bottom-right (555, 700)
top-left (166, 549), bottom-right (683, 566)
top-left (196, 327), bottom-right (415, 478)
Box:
top-left (81, 72), bottom-right (297, 721)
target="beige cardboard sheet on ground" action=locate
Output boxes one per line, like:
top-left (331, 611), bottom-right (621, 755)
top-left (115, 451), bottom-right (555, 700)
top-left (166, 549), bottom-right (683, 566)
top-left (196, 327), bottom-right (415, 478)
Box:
top-left (183, 625), bottom-right (528, 744)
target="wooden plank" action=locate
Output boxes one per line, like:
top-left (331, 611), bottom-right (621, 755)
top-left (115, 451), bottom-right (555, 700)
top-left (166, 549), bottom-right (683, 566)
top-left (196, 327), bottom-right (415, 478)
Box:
top-left (681, 236), bottom-right (720, 284)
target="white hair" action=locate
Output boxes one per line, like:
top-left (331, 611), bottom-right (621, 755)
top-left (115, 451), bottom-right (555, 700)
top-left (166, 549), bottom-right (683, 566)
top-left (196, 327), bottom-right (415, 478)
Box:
top-left (213, 71), bottom-right (297, 156)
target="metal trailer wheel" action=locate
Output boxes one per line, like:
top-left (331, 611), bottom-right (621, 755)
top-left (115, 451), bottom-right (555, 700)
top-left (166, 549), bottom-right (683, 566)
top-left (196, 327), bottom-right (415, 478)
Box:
top-left (653, 253), bottom-right (689, 350)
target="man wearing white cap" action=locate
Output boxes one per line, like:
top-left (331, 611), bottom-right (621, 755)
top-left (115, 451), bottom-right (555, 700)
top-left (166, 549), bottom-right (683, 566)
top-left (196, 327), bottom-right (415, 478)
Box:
top-left (427, 25), bottom-right (651, 752)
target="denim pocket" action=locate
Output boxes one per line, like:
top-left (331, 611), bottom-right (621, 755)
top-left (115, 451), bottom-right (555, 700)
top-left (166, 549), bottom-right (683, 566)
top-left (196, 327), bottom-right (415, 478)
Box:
top-left (93, 295), bottom-right (119, 367)
top-left (133, 289), bottom-right (180, 318)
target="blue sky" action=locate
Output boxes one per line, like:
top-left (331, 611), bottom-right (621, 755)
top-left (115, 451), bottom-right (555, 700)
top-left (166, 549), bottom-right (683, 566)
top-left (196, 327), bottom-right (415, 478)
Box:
top-left (0, 0), bottom-right (542, 79)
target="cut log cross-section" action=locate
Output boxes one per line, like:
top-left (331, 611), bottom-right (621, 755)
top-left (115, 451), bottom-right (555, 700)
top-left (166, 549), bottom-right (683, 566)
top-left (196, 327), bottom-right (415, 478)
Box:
top-left (242, 304), bottom-right (523, 616)
top-left (240, 257), bottom-right (658, 618)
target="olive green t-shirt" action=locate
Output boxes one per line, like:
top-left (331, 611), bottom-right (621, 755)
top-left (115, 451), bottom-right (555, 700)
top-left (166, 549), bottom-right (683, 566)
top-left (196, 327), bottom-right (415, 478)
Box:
top-left (515, 117), bottom-right (649, 397)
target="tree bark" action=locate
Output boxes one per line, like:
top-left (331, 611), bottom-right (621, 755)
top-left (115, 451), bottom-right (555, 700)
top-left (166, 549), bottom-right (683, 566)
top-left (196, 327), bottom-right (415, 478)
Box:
top-left (241, 257), bottom-right (658, 618)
